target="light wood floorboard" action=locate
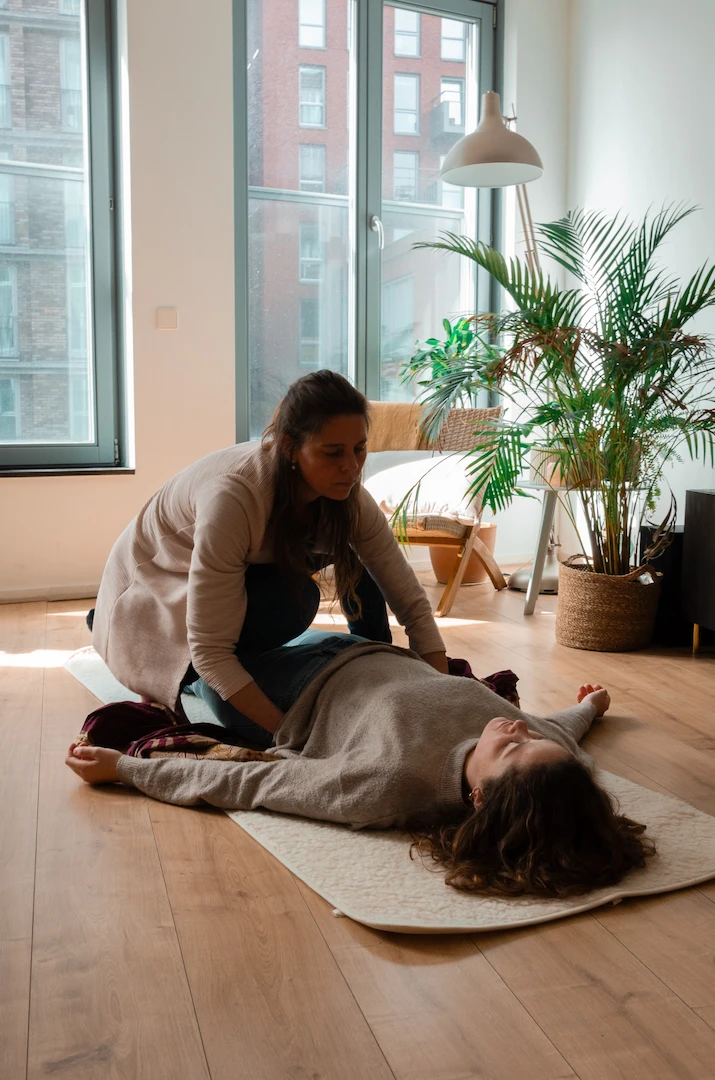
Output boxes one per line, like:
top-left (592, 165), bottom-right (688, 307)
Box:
top-left (0, 603), bottom-right (45, 1080)
top-left (26, 603), bottom-right (210, 1080)
top-left (3, 580), bottom-right (715, 1079)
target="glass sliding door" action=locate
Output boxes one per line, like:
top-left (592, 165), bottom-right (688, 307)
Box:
top-left (236, 0), bottom-right (495, 436)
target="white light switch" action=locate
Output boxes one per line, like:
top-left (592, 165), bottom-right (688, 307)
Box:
top-left (156, 307), bottom-right (178, 330)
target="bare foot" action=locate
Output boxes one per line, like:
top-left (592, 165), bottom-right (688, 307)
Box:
top-left (577, 683), bottom-right (610, 717)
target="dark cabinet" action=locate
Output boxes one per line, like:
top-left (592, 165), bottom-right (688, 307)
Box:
top-left (682, 489), bottom-right (715, 638)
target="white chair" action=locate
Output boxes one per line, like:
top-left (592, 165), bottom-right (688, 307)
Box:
top-left (365, 402), bottom-right (507, 617)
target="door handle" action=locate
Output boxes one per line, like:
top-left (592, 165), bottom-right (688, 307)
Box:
top-left (370, 214), bottom-right (384, 250)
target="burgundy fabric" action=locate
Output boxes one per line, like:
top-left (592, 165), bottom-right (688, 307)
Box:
top-left (447, 657), bottom-right (520, 707)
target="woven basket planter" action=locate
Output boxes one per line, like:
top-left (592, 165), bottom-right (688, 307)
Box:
top-left (555, 561), bottom-right (662, 652)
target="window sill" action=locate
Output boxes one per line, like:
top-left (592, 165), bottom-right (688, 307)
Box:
top-left (0, 466), bottom-right (136, 477)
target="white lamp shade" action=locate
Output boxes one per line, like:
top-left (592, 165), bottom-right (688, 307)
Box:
top-left (441, 91), bottom-right (543, 188)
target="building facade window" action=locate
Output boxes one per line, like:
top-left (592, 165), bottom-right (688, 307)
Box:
top-left (64, 177), bottom-right (85, 248)
top-left (69, 372), bottom-right (89, 441)
top-left (440, 76), bottom-right (464, 126)
top-left (299, 143), bottom-right (326, 191)
top-left (67, 261), bottom-right (87, 358)
top-left (394, 73), bottom-right (419, 135)
top-left (441, 18), bottom-right (466, 61)
top-left (60, 0), bottom-right (82, 14)
top-left (393, 150), bottom-right (418, 201)
top-left (299, 221), bottom-right (323, 282)
top-left (299, 65), bottom-right (326, 127)
top-left (394, 9), bottom-right (419, 57)
top-left (299, 298), bottom-right (321, 366)
top-left (0, 172), bottom-right (15, 244)
top-left (0, 376), bottom-right (18, 440)
top-left (60, 37), bottom-right (82, 131)
top-left (0, 263), bottom-right (17, 356)
top-left (439, 153), bottom-right (463, 208)
top-left (381, 274), bottom-right (414, 366)
top-left (0, 34), bottom-right (11, 129)
top-left (299, 0), bottom-right (326, 48)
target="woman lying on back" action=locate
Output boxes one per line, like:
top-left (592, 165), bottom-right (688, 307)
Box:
top-left (66, 631), bottom-right (655, 898)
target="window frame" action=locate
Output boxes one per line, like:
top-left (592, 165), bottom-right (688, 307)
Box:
top-left (298, 64), bottom-right (327, 128)
top-left (299, 0), bottom-right (326, 49)
top-left (0, 0), bottom-right (121, 471)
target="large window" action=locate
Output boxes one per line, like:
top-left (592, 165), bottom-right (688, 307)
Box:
top-left (238, 0), bottom-right (495, 434)
top-left (394, 9), bottom-right (420, 57)
top-left (394, 73), bottom-right (419, 135)
top-left (0, 0), bottom-right (119, 469)
top-left (299, 0), bottom-right (326, 48)
top-left (299, 65), bottom-right (326, 127)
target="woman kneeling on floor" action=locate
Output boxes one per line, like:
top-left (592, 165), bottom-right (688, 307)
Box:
top-left (66, 630), bottom-right (655, 898)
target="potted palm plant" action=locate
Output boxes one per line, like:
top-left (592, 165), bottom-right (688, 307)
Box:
top-left (405, 205), bottom-right (715, 650)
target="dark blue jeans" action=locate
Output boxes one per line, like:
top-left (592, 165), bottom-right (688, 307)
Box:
top-left (183, 562), bottom-right (391, 747)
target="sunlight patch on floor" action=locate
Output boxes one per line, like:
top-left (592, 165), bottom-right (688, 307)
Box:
top-left (0, 649), bottom-right (74, 668)
top-left (311, 612), bottom-right (485, 629)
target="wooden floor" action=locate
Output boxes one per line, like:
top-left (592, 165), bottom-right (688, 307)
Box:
top-left (3, 581), bottom-right (715, 1080)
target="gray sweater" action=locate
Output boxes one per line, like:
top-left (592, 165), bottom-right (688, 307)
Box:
top-left (116, 643), bottom-right (597, 830)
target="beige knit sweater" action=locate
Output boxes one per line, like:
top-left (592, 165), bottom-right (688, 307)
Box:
top-left (92, 444), bottom-right (445, 709)
top-left (116, 643), bottom-right (597, 830)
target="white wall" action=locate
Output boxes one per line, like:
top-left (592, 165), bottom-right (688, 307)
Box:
top-left (0, 0), bottom-right (235, 600)
top-left (567, 0), bottom-right (715, 523)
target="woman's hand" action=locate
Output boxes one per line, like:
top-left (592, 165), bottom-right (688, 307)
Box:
top-left (577, 683), bottom-right (611, 717)
top-left (421, 650), bottom-right (449, 675)
top-left (65, 743), bottom-right (123, 785)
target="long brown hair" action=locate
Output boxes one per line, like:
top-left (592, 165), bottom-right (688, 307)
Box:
top-left (261, 369), bottom-right (370, 610)
top-left (411, 757), bottom-right (656, 897)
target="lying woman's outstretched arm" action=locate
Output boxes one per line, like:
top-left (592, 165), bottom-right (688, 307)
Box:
top-left (66, 743), bottom-right (371, 827)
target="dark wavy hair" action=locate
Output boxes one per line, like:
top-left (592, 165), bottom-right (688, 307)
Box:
top-left (261, 369), bottom-right (369, 611)
top-left (411, 756), bottom-right (656, 897)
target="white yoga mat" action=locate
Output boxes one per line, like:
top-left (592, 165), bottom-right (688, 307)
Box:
top-left (65, 646), bottom-right (715, 934)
